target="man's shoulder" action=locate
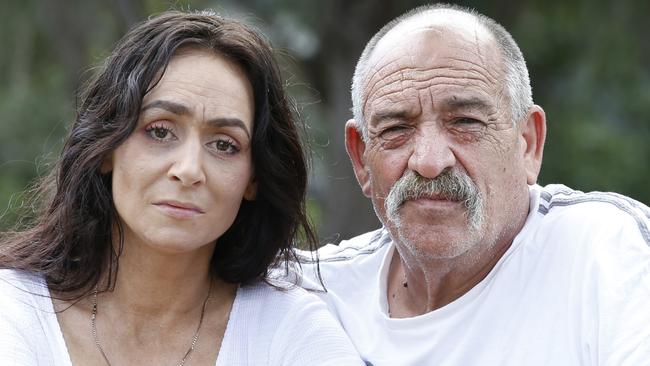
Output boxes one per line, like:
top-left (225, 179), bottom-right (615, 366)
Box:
top-left (316, 228), bottom-right (392, 264)
top-left (534, 184), bottom-right (650, 245)
top-left (292, 228), bottom-right (391, 293)
top-left (538, 184), bottom-right (650, 222)
top-left (237, 280), bottom-right (326, 314)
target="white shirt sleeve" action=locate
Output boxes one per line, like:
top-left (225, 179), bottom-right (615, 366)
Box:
top-left (266, 288), bottom-right (364, 365)
top-left (0, 313), bottom-right (40, 365)
top-left (590, 207), bottom-right (650, 365)
top-left (217, 282), bottom-right (364, 365)
top-left (0, 270), bottom-right (56, 365)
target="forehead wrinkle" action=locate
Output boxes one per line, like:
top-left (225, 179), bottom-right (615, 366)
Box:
top-left (473, 27), bottom-right (488, 71)
top-left (372, 80), bottom-right (487, 101)
top-left (368, 82), bottom-right (495, 129)
top-left (366, 68), bottom-right (495, 115)
top-left (471, 27), bottom-right (505, 84)
top-left (443, 56), bottom-right (501, 80)
top-left (362, 60), bottom-right (417, 118)
top-left (444, 32), bottom-right (505, 92)
top-left (441, 37), bottom-right (502, 81)
top-left (438, 64), bottom-right (500, 94)
top-left (364, 50), bottom-right (500, 103)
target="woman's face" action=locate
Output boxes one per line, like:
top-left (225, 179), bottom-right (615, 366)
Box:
top-left (104, 48), bottom-right (256, 254)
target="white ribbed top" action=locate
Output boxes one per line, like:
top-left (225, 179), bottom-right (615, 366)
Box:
top-left (0, 270), bottom-right (363, 365)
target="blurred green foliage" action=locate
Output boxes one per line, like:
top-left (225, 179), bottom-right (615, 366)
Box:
top-left (515, 0), bottom-right (650, 198)
top-left (1, 0), bottom-right (648, 237)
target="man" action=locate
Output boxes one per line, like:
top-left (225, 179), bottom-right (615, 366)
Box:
top-left (299, 4), bottom-right (650, 365)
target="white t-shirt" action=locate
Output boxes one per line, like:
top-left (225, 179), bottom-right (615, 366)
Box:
top-left (0, 269), bottom-right (363, 365)
top-left (300, 184), bottom-right (650, 366)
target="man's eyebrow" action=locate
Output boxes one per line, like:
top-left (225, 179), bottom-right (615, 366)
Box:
top-left (141, 100), bottom-right (250, 138)
top-left (442, 96), bottom-right (492, 112)
top-left (370, 109), bottom-right (410, 125)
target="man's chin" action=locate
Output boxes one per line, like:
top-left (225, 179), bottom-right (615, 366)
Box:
top-left (397, 230), bottom-right (479, 261)
top-left (385, 214), bottom-right (484, 260)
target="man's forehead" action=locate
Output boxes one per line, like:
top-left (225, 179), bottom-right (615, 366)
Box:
top-left (361, 10), bottom-right (502, 113)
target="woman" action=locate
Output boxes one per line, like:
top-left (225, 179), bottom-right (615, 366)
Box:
top-left (0, 10), bottom-right (362, 365)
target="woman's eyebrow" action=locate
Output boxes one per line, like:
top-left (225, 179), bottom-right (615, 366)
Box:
top-left (141, 100), bottom-right (190, 115)
top-left (141, 99), bottom-right (251, 138)
top-left (206, 118), bottom-right (250, 138)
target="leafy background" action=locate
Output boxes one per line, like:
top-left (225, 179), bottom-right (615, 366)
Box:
top-left (1, 0), bottom-right (648, 243)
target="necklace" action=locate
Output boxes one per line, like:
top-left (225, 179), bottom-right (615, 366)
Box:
top-left (91, 280), bottom-right (213, 366)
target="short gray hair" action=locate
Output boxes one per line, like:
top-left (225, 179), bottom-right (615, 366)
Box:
top-left (351, 4), bottom-right (533, 140)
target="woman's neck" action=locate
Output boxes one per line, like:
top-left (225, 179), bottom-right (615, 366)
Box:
top-left (52, 235), bottom-right (236, 366)
top-left (104, 234), bottom-right (229, 317)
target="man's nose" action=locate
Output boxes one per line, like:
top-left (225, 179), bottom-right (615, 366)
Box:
top-left (167, 138), bottom-right (206, 187)
top-left (407, 127), bottom-right (456, 179)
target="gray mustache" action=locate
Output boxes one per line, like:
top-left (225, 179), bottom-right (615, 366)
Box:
top-left (385, 169), bottom-right (483, 228)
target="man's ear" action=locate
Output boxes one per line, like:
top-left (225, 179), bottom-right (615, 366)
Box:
top-left (345, 119), bottom-right (372, 198)
top-left (519, 105), bottom-right (546, 185)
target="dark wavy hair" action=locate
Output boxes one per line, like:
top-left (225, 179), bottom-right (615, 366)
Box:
top-left (0, 10), bottom-right (316, 298)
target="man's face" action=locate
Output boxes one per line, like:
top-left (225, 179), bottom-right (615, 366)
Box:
top-left (353, 20), bottom-right (534, 260)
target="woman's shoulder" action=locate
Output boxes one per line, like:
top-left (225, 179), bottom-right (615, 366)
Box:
top-left (0, 269), bottom-right (48, 301)
top-left (0, 270), bottom-right (69, 365)
top-left (0, 269), bottom-right (51, 319)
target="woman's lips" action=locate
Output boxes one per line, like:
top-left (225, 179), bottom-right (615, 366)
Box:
top-left (153, 200), bottom-right (205, 218)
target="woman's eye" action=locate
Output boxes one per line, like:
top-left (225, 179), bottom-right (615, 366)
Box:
top-left (145, 124), bottom-right (175, 141)
top-left (211, 138), bottom-right (240, 154)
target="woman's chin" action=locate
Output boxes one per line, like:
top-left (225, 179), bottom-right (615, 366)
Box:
top-left (132, 232), bottom-right (218, 256)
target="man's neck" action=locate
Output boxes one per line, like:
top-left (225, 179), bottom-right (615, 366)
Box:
top-left (386, 237), bottom-right (513, 318)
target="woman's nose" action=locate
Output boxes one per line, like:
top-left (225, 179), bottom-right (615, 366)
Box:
top-left (167, 138), bottom-right (206, 187)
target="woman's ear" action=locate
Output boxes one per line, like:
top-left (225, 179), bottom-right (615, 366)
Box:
top-left (100, 154), bottom-right (113, 174)
top-left (244, 179), bottom-right (257, 201)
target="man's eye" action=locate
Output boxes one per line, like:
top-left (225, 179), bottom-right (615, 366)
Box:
top-left (455, 118), bottom-right (482, 125)
top-left (376, 125), bottom-right (413, 149)
top-left (451, 118), bottom-right (488, 133)
top-left (381, 125), bottom-right (411, 138)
